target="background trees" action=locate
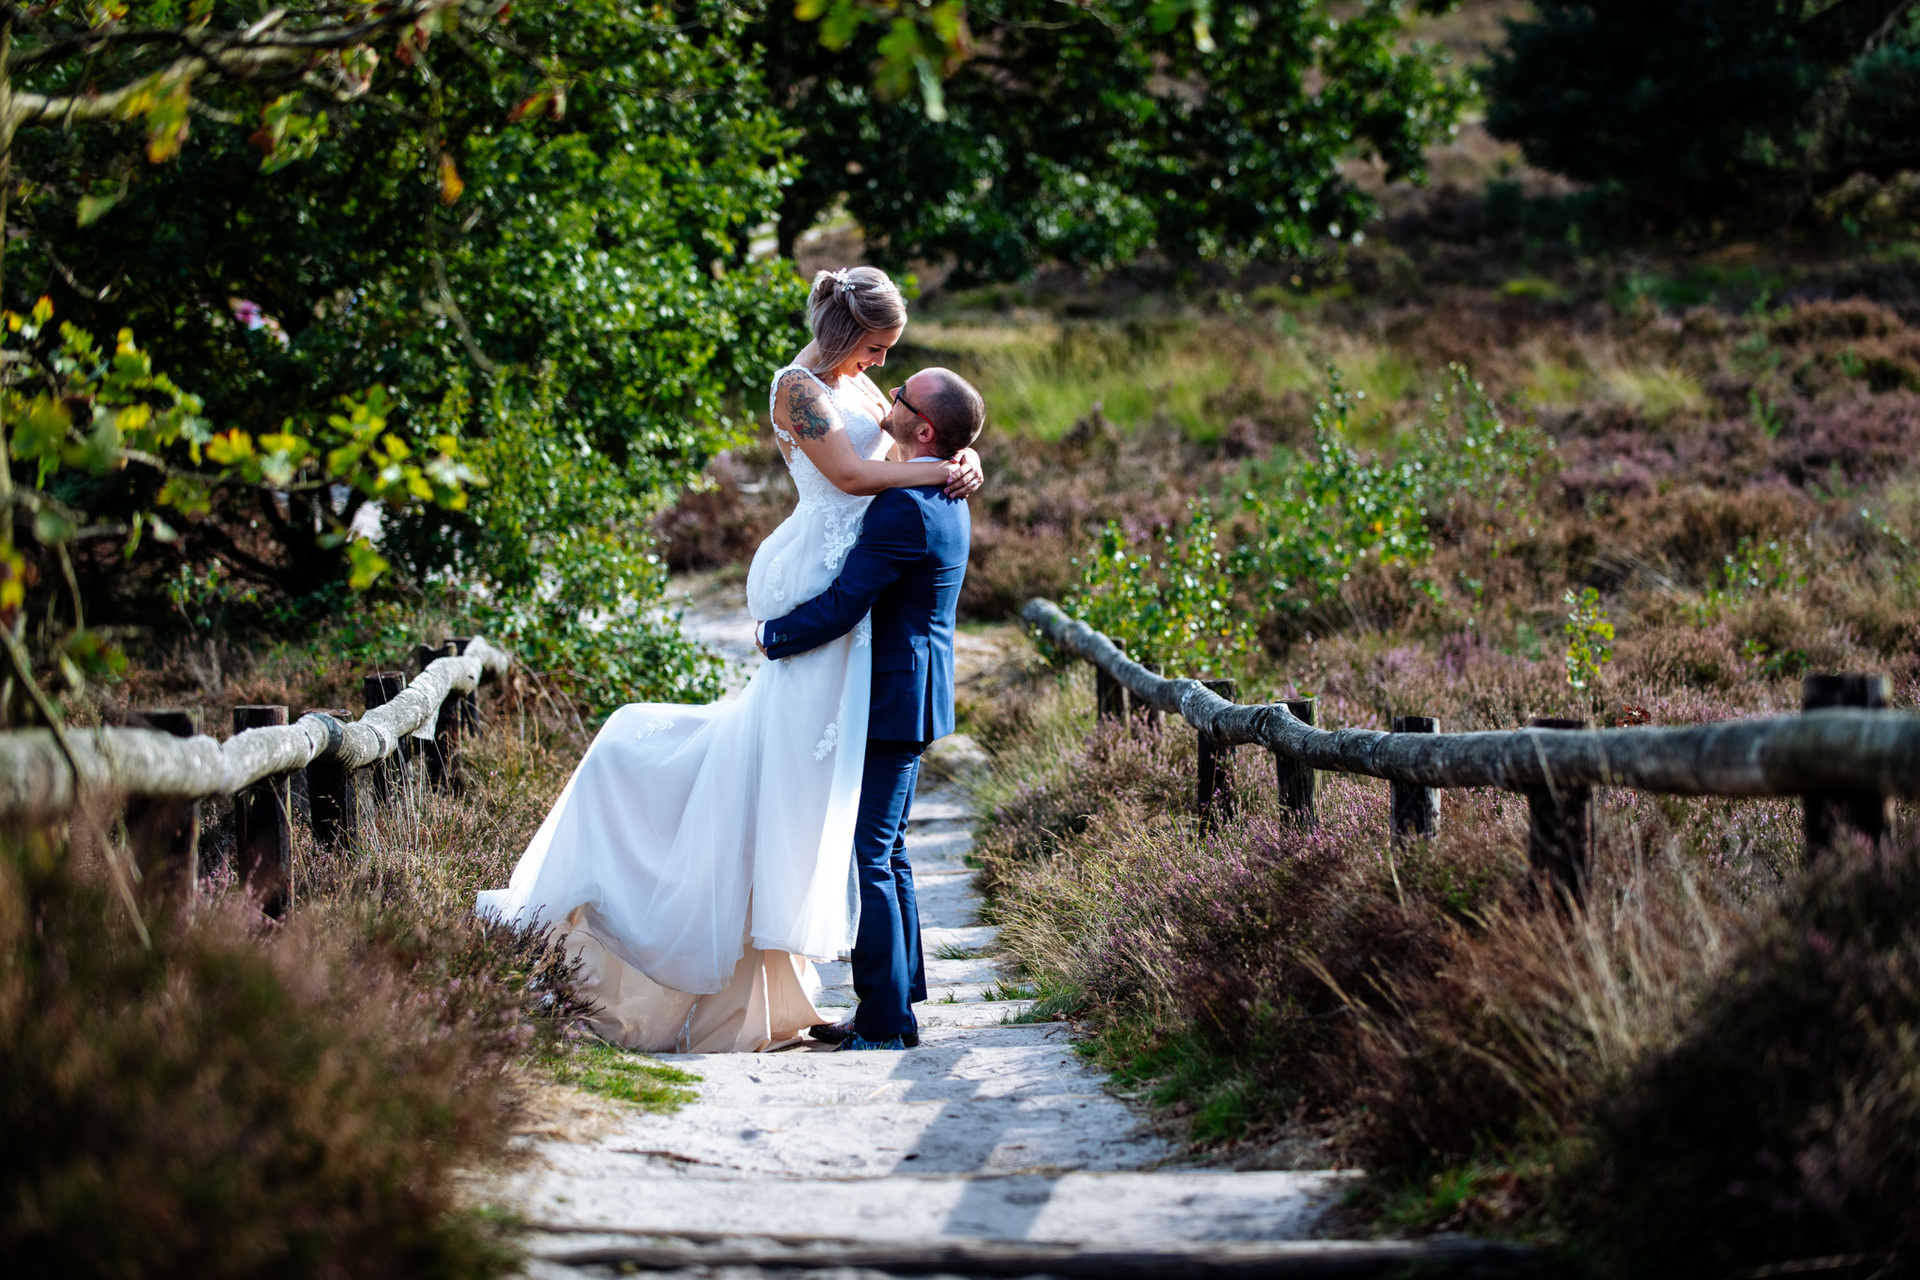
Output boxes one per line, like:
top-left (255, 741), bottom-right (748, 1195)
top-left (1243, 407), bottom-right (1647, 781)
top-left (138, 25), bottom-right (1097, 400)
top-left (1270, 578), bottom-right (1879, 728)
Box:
top-left (1485, 0), bottom-right (1920, 227)
top-left (2, 0), bottom-right (1474, 710)
top-left (757, 0), bottom-right (1464, 286)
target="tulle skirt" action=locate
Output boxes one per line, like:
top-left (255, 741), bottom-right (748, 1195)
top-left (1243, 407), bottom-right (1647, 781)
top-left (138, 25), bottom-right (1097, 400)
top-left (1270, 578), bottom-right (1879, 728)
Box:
top-left (477, 493), bottom-right (874, 1049)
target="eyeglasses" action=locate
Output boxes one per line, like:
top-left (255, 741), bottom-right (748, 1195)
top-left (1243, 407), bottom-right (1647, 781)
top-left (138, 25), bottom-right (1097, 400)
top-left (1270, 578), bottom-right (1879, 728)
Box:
top-left (889, 384), bottom-right (934, 428)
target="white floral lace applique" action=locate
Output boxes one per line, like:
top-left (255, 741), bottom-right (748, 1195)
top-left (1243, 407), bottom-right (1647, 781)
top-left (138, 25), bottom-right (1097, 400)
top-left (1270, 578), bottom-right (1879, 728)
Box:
top-left (813, 720), bottom-right (840, 761)
top-left (772, 424), bottom-right (796, 446)
top-left (821, 510), bottom-right (860, 572)
top-left (854, 616), bottom-right (872, 648)
top-left (633, 716), bottom-right (673, 741)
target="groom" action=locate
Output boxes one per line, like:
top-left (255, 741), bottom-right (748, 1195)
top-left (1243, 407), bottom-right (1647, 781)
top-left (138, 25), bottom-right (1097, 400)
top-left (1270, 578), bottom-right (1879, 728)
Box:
top-left (755, 366), bottom-right (986, 1051)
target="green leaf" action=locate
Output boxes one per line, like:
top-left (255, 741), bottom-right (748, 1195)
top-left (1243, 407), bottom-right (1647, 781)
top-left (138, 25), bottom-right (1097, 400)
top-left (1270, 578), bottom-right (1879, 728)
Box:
top-left (254, 94), bottom-right (331, 174)
top-left (144, 75), bottom-right (194, 163)
top-left (32, 507), bottom-right (77, 545)
top-left (77, 189), bottom-right (124, 227)
top-left (11, 396), bottom-right (72, 461)
top-left (63, 628), bottom-right (129, 680)
top-left (346, 538), bottom-right (390, 590)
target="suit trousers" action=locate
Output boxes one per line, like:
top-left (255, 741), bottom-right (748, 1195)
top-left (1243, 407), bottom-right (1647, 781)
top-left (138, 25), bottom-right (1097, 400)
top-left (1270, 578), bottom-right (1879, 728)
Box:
top-left (850, 738), bottom-right (930, 1040)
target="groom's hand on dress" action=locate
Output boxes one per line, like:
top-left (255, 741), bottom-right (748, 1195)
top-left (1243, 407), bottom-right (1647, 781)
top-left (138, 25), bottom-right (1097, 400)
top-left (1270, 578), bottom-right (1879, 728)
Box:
top-left (755, 622), bottom-right (768, 657)
top-left (943, 447), bottom-right (984, 500)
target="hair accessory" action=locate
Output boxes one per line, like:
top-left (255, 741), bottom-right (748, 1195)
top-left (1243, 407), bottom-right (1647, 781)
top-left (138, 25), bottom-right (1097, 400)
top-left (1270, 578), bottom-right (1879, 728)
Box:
top-left (828, 267), bottom-right (855, 295)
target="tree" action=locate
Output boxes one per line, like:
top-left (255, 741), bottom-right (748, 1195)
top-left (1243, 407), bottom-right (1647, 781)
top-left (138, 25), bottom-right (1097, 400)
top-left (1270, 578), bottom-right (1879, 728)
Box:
top-left (3, 2), bottom-right (804, 708)
top-left (753, 0), bottom-right (1465, 285)
top-left (1484, 0), bottom-right (1920, 225)
top-left (0, 1), bottom-right (504, 716)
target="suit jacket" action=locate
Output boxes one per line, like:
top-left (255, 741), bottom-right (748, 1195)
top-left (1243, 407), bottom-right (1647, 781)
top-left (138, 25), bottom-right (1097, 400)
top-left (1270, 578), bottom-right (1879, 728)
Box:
top-left (762, 485), bottom-right (970, 743)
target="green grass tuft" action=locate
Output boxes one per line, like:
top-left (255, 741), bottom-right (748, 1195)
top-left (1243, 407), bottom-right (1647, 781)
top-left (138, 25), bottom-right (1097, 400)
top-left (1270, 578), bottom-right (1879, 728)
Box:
top-left (547, 1043), bottom-right (701, 1112)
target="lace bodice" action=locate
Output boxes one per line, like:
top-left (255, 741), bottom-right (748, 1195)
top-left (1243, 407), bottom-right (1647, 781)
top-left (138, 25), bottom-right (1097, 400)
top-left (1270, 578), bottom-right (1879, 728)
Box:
top-left (768, 364), bottom-right (888, 512)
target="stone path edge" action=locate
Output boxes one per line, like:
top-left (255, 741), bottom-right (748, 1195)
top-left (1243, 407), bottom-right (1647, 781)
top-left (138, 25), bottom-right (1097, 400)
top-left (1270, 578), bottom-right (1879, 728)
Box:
top-left (525, 1232), bottom-right (1545, 1277)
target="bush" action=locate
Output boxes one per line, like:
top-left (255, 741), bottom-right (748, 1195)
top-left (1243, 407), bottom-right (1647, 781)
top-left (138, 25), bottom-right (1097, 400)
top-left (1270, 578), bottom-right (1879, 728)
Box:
top-left (1572, 837), bottom-right (1920, 1277)
top-left (1234, 364), bottom-right (1546, 636)
top-left (453, 382), bottom-right (727, 717)
top-left (1063, 508), bottom-right (1251, 679)
top-left (0, 826), bottom-right (579, 1279)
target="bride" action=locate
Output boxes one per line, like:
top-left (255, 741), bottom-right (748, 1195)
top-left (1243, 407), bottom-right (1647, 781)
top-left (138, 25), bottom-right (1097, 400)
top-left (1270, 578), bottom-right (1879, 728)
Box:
top-left (477, 266), bottom-right (982, 1053)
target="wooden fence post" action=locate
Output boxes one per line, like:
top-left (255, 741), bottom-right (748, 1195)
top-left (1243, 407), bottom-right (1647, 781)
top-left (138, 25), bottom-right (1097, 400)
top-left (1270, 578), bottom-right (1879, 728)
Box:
top-left (363, 671), bottom-right (407, 804)
top-left (1094, 640), bottom-right (1135, 722)
top-left (1273, 698), bottom-right (1317, 827)
top-left (431, 639), bottom-right (466, 790)
top-left (126, 710), bottom-right (199, 902)
top-left (232, 705), bottom-right (293, 918)
top-left (1803, 674), bottom-right (1892, 862)
top-left (1139, 661), bottom-right (1164, 729)
top-left (1096, 666), bottom-right (1125, 721)
top-left (1390, 716), bottom-right (1440, 846)
top-left (1197, 678), bottom-right (1237, 831)
top-left (1526, 716), bottom-right (1592, 903)
top-left (303, 706), bottom-right (357, 853)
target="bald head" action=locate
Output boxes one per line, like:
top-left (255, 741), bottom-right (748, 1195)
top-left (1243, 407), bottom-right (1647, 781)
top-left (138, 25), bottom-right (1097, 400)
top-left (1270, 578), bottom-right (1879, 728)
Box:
top-left (906, 367), bottom-right (985, 458)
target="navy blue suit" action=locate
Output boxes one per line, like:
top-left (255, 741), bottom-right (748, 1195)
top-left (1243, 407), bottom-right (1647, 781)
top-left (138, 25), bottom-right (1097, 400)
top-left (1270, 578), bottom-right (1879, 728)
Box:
top-left (763, 485), bottom-right (970, 1040)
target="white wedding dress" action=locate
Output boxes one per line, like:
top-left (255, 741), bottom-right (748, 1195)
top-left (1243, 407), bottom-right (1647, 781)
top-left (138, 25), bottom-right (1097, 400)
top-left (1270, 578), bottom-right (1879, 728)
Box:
top-left (476, 365), bottom-right (884, 1052)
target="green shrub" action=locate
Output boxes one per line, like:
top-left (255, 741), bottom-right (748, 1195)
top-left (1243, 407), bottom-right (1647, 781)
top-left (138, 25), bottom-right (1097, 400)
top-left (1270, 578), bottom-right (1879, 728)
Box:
top-left (1234, 364), bottom-right (1544, 629)
top-left (1572, 838), bottom-right (1920, 1277)
top-left (455, 379), bottom-right (727, 717)
top-left (1563, 586), bottom-right (1615, 692)
top-left (1063, 506), bottom-right (1250, 678)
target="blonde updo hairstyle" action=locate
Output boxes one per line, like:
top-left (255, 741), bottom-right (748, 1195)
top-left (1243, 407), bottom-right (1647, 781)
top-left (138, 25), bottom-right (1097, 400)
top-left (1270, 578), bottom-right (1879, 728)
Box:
top-left (807, 266), bottom-right (907, 374)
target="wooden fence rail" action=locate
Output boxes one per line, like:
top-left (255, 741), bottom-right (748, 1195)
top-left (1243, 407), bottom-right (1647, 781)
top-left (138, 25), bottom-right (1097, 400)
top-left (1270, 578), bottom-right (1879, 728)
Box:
top-left (0, 635), bottom-right (511, 913)
top-left (1022, 598), bottom-right (1916, 894)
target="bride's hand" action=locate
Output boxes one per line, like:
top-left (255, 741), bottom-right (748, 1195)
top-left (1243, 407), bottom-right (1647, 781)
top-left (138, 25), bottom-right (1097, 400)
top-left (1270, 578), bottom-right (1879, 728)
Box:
top-left (943, 447), bottom-right (984, 499)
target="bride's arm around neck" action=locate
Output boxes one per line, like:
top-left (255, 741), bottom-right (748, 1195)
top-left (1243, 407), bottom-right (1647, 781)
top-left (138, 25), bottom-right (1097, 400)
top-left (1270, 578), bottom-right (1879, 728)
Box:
top-left (773, 366), bottom-right (957, 499)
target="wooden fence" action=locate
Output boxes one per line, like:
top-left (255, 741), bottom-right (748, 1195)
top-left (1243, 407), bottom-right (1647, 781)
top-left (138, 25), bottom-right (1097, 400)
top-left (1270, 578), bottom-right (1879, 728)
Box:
top-left (0, 635), bottom-right (511, 915)
top-left (1022, 598), bottom-right (1919, 897)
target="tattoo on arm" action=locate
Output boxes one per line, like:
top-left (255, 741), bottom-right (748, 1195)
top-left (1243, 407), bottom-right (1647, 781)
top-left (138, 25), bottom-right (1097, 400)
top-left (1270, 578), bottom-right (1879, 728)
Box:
top-left (779, 370), bottom-right (836, 441)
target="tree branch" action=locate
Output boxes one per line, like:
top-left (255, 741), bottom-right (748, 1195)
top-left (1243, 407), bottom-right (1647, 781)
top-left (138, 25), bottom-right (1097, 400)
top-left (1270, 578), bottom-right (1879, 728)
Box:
top-left (6, 3), bottom-right (448, 72)
top-left (6, 2), bottom-right (458, 126)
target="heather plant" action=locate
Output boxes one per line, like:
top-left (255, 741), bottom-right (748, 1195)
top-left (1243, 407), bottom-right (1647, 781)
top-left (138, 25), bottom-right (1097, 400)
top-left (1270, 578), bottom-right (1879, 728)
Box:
top-left (1570, 837), bottom-right (1920, 1276)
top-left (0, 661), bottom-right (646, 1276)
top-left (966, 601), bottom-right (1824, 1231)
top-left (0, 831), bottom-right (529, 1279)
